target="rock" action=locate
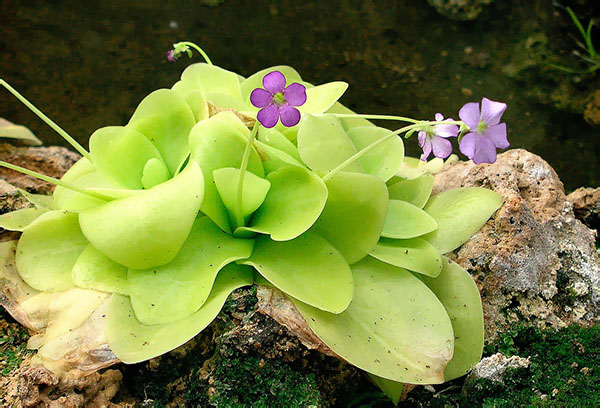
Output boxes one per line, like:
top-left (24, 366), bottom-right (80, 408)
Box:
top-left (3, 362), bottom-right (122, 408)
top-left (0, 179), bottom-right (30, 215)
top-left (427, 0), bottom-right (494, 21)
top-left (567, 187), bottom-right (600, 233)
top-left (467, 353), bottom-right (530, 384)
top-left (584, 90), bottom-right (600, 128)
top-left (433, 149), bottom-right (600, 340)
top-left (0, 142), bottom-right (80, 196)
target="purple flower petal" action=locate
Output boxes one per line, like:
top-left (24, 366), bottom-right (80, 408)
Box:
top-left (263, 71), bottom-right (286, 94)
top-left (480, 98), bottom-right (507, 126)
top-left (472, 136), bottom-right (497, 164)
top-left (431, 136), bottom-right (453, 159)
top-left (434, 113), bottom-right (444, 122)
top-left (486, 123), bottom-right (509, 149)
top-left (257, 105), bottom-right (280, 128)
top-left (167, 50), bottom-right (176, 62)
top-left (250, 88), bottom-right (273, 108)
top-left (283, 83), bottom-right (307, 106)
top-left (459, 132), bottom-right (478, 158)
top-left (420, 138), bottom-right (433, 161)
top-left (417, 131), bottom-right (427, 147)
top-left (459, 102), bottom-right (480, 130)
top-left (279, 105), bottom-right (301, 127)
top-left (435, 123), bottom-right (459, 139)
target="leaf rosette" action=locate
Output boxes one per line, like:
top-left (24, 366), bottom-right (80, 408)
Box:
top-left (0, 60), bottom-right (504, 394)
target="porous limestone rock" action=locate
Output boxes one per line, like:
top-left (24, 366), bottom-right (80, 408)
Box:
top-left (568, 186), bottom-right (600, 233)
top-left (3, 364), bottom-right (122, 408)
top-left (434, 149), bottom-right (600, 339)
top-left (467, 352), bottom-right (530, 384)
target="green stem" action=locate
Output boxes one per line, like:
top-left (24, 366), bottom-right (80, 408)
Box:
top-left (236, 122), bottom-right (259, 227)
top-left (0, 79), bottom-right (92, 162)
top-left (321, 120), bottom-right (462, 182)
top-left (0, 160), bottom-right (111, 201)
top-left (326, 113), bottom-right (420, 123)
top-left (175, 42), bottom-right (213, 65)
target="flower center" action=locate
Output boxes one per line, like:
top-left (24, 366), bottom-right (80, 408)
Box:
top-left (273, 92), bottom-right (286, 105)
top-left (476, 121), bottom-right (488, 133)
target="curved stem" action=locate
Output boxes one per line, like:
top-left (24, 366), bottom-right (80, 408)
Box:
top-left (0, 79), bottom-right (92, 162)
top-left (321, 120), bottom-right (463, 182)
top-left (325, 113), bottom-right (420, 123)
top-left (175, 42), bottom-right (213, 65)
top-left (0, 160), bottom-right (111, 201)
top-left (235, 122), bottom-right (259, 227)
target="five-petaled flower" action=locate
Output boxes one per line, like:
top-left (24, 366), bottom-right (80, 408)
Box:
top-left (250, 71), bottom-right (307, 128)
top-left (418, 113), bottom-right (458, 161)
top-left (458, 98), bottom-right (509, 164)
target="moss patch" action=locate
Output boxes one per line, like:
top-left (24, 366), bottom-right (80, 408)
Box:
top-left (201, 349), bottom-right (322, 407)
top-left (395, 324), bottom-right (600, 407)
top-left (0, 308), bottom-right (31, 377)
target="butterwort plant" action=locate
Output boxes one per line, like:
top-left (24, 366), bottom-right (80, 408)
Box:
top-left (0, 41), bottom-right (508, 402)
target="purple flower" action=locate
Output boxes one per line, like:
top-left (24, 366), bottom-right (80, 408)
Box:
top-left (418, 113), bottom-right (458, 161)
top-left (458, 98), bottom-right (509, 164)
top-left (166, 50), bottom-right (177, 62)
top-left (250, 71), bottom-right (307, 128)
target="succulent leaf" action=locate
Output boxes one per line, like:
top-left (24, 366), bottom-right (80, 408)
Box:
top-left (128, 89), bottom-right (196, 174)
top-left (417, 257), bottom-right (484, 381)
top-left (127, 216), bottom-right (254, 325)
top-left (297, 114), bottom-right (363, 173)
top-left (370, 237), bottom-right (443, 277)
top-left (16, 210), bottom-right (88, 291)
top-left (311, 172), bottom-right (388, 264)
top-left (381, 200), bottom-right (438, 239)
top-left (190, 116), bottom-right (264, 232)
top-left (237, 166), bottom-right (327, 241)
top-left (0, 207), bottom-right (48, 231)
top-left (89, 125), bottom-right (166, 189)
top-left (78, 162), bottom-right (204, 269)
top-left (213, 167), bottom-right (271, 225)
top-left (241, 232), bottom-right (353, 314)
top-left (387, 174), bottom-right (434, 208)
top-left (346, 126), bottom-right (404, 182)
top-left (423, 187), bottom-right (503, 254)
top-left (105, 263), bottom-right (253, 364)
top-left (293, 257), bottom-right (454, 384)
top-left (72, 244), bottom-right (128, 294)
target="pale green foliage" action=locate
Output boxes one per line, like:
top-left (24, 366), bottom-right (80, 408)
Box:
top-left (3, 62), bottom-right (503, 390)
top-left (242, 232), bottom-right (353, 313)
top-left (293, 257), bottom-right (454, 384)
top-left (0, 207), bottom-right (48, 231)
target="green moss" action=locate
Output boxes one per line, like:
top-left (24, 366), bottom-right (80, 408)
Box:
top-left (199, 346), bottom-right (322, 407)
top-left (394, 325), bottom-right (600, 407)
top-left (0, 308), bottom-right (32, 376)
top-left (222, 285), bottom-right (258, 315)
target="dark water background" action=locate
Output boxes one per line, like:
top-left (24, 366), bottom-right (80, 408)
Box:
top-left (0, 0), bottom-right (599, 190)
